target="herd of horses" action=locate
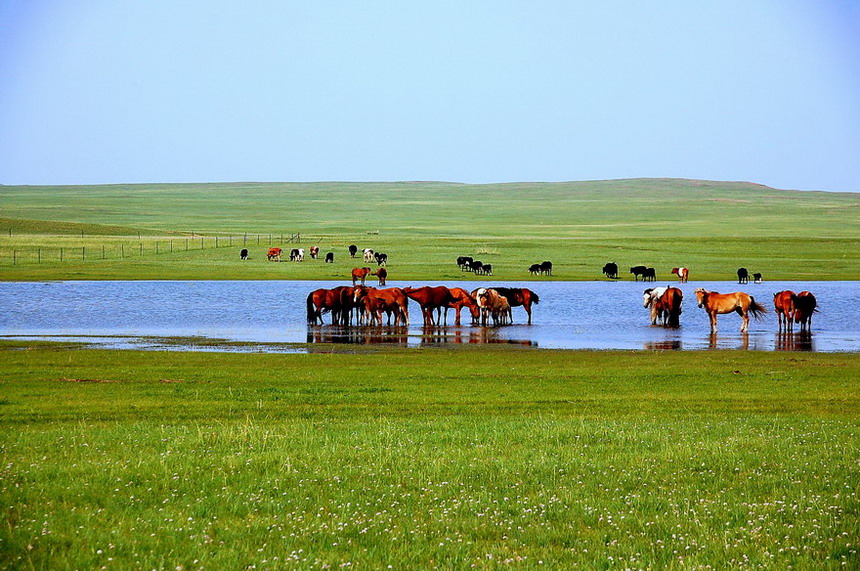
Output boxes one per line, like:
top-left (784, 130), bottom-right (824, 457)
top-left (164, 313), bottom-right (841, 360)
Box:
top-left (307, 285), bottom-right (540, 328)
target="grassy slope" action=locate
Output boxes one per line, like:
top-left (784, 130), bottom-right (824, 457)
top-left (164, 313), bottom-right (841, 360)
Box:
top-left (0, 179), bottom-right (858, 280)
top-left (1, 346), bottom-right (858, 568)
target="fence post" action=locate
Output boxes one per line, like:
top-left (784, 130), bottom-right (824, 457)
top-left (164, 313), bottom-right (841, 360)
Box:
top-left (244, 233), bottom-right (247, 245)
top-left (216, 236), bottom-right (219, 248)
top-left (170, 240), bottom-right (173, 253)
top-left (60, 247), bottom-right (64, 262)
top-left (38, 248), bottom-right (41, 264)
top-left (102, 245), bottom-right (105, 259)
top-left (82, 246), bottom-right (86, 260)
top-left (13, 250), bottom-right (16, 265)
top-left (156, 241), bottom-right (159, 254)
top-left (121, 244), bottom-right (124, 259)
top-left (140, 242), bottom-right (143, 255)
top-left (200, 237), bottom-right (204, 249)
top-left (185, 239), bottom-right (188, 251)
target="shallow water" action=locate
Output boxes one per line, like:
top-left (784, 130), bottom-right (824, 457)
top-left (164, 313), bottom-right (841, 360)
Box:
top-left (0, 280), bottom-right (858, 352)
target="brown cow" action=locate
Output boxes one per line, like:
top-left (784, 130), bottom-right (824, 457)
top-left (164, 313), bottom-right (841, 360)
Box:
top-left (267, 247), bottom-right (282, 261)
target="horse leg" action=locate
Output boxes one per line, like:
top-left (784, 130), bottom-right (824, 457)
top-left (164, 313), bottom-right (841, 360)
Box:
top-left (739, 309), bottom-right (749, 333)
top-left (709, 311), bottom-right (718, 333)
top-left (524, 304), bottom-right (531, 325)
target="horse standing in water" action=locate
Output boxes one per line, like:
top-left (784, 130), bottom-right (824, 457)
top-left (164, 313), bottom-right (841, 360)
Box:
top-left (307, 286), bottom-right (356, 326)
top-left (486, 287), bottom-right (540, 324)
top-left (794, 291), bottom-right (818, 332)
top-left (402, 286), bottom-right (454, 326)
top-left (353, 286), bottom-right (409, 326)
top-left (773, 290), bottom-right (797, 332)
top-left (643, 286), bottom-right (668, 325)
top-left (447, 287), bottom-right (479, 326)
top-left (694, 288), bottom-right (766, 333)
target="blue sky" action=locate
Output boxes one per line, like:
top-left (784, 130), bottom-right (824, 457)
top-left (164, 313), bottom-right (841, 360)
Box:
top-left (1, 1), bottom-right (858, 191)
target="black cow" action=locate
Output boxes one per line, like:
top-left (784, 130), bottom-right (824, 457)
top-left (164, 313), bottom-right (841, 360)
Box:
top-left (528, 264), bottom-right (542, 275)
top-left (240, 248), bottom-right (249, 260)
top-left (471, 260), bottom-right (484, 274)
top-left (325, 252), bottom-right (334, 263)
top-left (540, 261), bottom-right (553, 276)
top-left (737, 267), bottom-right (749, 284)
top-left (482, 264), bottom-right (493, 276)
top-left (374, 252), bottom-right (388, 266)
top-left (602, 262), bottom-right (618, 279)
top-left (753, 272), bottom-right (762, 284)
top-left (457, 256), bottom-right (473, 270)
top-left (642, 267), bottom-right (656, 282)
top-left (349, 244), bottom-right (358, 258)
top-left (630, 266), bottom-right (648, 281)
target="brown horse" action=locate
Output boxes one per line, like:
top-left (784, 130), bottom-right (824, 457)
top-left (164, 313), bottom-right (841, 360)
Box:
top-left (351, 267), bottom-right (372, 286)
top-left (472, 288), bottom-right (513, 326)
top-left (353, 286), bottom-right (409, 326)
top-left (660, 287), bottom-right (683, 327)
top-left (373, 267), bottom-right (387, 286)
top-left (694, 288), bottom-right (766, 333)
top-left (794, 291), bottom-right (818, 331)
top-left (402, 286), bottom-right (454, 326)
top-left (773, 290), bottom-right (797, 332)
top-left (643, 286), bottom-right (668, 325)
top-left (486, 287), bottom-right (540, 324)
top-left (307, 286), bottom-right (356, 325)
top-left (447, 287), bottom-right (479, 326)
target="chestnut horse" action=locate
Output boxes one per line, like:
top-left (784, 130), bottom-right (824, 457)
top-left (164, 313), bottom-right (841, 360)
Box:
top-left (794, 291), bottom-right (818, 331)
top-left (353, 286), bottom-right (409, 326)
top-left (307, 286), bottom-right (356, 325)
top-left (402, 286), bottom-right (454, 326)
top-left (352, 267), bottom-right (372, 286)
top-left (447, 287), bottom-right (479, 326)
top-left (773, 290), bottom-right (797, 332)
top-left (671, 267), bottom-right (689, 283)
top-left (694, 288), bottom-right (766, 333)
top-left (486, 287), bottom-right (540, 324)
top-left (660, 287), bottom-right (683, 327)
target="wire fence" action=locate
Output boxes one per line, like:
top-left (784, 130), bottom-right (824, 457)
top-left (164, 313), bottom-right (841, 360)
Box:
top-left (0, 233), bottom-right (301, 266)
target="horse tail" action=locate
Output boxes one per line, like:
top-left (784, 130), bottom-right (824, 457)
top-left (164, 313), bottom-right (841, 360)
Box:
top-left (748, 297), bottom-right (767, 320)
top-left (530, 290), bottom-right (540, 304)
top-left (306, 292), bottom-right (316, 324)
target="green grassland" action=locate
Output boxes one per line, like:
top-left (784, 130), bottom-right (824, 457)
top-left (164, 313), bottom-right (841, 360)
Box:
top-left (1, 179), bottom-right (858, 280)
top-left (1, 345), bottom-right (858, 569)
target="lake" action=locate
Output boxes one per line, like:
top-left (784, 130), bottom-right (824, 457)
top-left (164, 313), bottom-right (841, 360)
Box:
top-left (1, 280), bottom-right (858, 352)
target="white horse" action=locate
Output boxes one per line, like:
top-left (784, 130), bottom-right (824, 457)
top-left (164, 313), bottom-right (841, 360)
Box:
top-left (643, 286), bottom-right (668, 325)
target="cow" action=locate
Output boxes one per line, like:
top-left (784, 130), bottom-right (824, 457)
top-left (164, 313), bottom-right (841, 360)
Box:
top-left (482, 264), bottom-right (493, 276)
top-left (240, 248), bottom-right (249, 260)
top-left (309, 246), bottom-right (320, 259)
top-left (737, 268), bottom-right (749, 284)
top-left (290, 248), bottom-right (304, 262)
top-left (602, 262), bottom-right (618, 279)
top-left (630, 266), bottom-right (647, 280)
top-left (529, 263), bottom-right (542, 275)
top-left (267, 247), bottom-right (282, 261)
top-left (349, 244), bottom-right (358, 258)
top-left (457, 256), bottom-right (473, 270)
top-left (470, 260), bottom-right (484, 274)
top-left (374, 252), bottom-right (388, 266)
top-left (671, 267), bottom-right (689, 283)
top-left (642, 267), bottom-right (656, 282)
top-left (363, 248), bottom-right (375, 263)
top-left (539, 261), bottom-right (553, 276)
top-left (753, 273), bottom-right (763, 284)
top-left (324, 252), bottom-right (334, 263)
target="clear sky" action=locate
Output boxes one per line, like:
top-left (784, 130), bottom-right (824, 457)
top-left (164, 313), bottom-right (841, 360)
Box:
top-left (1, 1), bottom-right (858, 191)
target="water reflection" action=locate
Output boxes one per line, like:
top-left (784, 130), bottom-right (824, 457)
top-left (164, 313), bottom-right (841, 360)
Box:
top-left (307, 325), bottom-right (409, 346)
top-left (305, 324), bottom-right (538, 347)
top-left (643, 340), bottom-right (683, 351)
top-left (775, 331), bottom-right (815, 352)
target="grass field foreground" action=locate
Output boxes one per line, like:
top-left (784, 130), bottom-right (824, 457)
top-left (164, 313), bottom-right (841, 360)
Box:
top-left (1, 345), bottom-right (858, 568)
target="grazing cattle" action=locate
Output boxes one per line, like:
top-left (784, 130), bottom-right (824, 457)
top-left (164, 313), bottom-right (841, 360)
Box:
top-left (794, 291), bottom-right (818, 331)
top-left (529, 263), bottom-right (542, 275)
top-left (352, 267), bottom-right (372, 286)
top-left (482, 264), bottom-right (493, 276)
top-left (349, 244), bottom-right (358, 258)
top-left (602, 262), bottom-right (618, 279)
top-left (447, 287), bottom-right (479, 326)
top-left (484, 287), bottom-right (540, 325)
top-left (363, 248), bottom-right (375, 263)
top-left (470, 260), bottom-right (484, 275)
top-left (267, 247), bottom-right (282, 261)
top-left (324, 252), bottom-right (334, 263)
top-left (630, 265), bottom-right (647, 280)
top-left (773, 290), bottom-right (797, 332)
top-left (671, 267), bottom-right (689, 283)
top-left (539, 261), bottom-right (553, 276)
top-left (695, 288), bottom-right (766, 333)
top-left (289, 248), bottom-right (304, 262)
top-left (643, 286), bottom-right (668, 325)
top-left (642, 267), bottom-right (656, 282)
top-left (457, 256), bottom-right (473, 271)
top-left (402, 286), bottom-right (454, 326)
top-left (737, 268), bottom-right (749, 284)
top-left (374, 252), bottom-right (388, 266)
top-left (240, 248), bottom-right (249, 260)
top-left (373, 267), bottom-right (387, 286)
top-left (309, 246), bottom-right (320, 259)
top-left (353, 286), bottom-right (409, 326)
top-left (753, 273), bottom-right (763, 284)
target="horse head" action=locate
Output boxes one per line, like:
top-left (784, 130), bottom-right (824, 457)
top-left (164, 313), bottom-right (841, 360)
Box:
top-left (694, 288), bottom-right (708, 308)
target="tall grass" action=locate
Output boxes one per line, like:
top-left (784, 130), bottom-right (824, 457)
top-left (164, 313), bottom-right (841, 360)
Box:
top-left (1, 345), bottom-right (858, 568)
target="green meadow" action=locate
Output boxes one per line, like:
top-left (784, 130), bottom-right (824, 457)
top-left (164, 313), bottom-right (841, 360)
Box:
top-left (1, 179), bottom-right (858, 281)
top-left (1, 345), bottom-right (858, 569)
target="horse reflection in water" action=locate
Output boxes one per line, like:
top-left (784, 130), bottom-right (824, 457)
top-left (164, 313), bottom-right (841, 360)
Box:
top-left (306, 326), bottom-right (408, 346)
top-left (775, 331), bottom-right (814, 352)
top-left (420, 326), bottom-right (536, 346)
top-left (643, 340), bottom-right (682, 351)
